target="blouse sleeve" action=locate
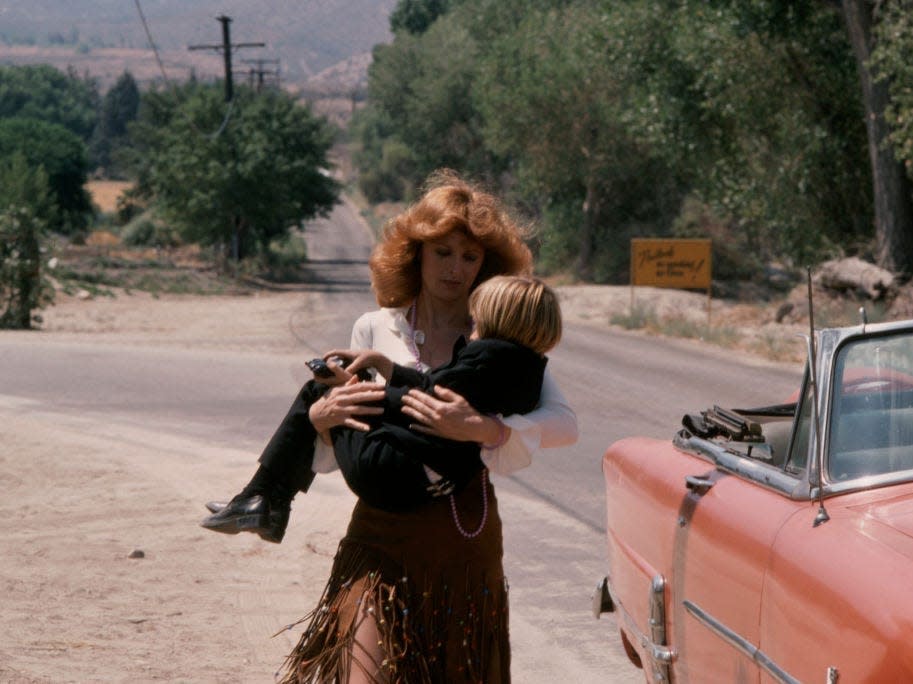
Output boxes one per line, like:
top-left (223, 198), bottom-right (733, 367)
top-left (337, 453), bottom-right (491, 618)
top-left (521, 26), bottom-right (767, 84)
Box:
top-left (479, 367), bottom-right (578, 475)
top-left (349, 312), bottom-right (374, 350)
top-left (310, 313), bottom-right (376, 473)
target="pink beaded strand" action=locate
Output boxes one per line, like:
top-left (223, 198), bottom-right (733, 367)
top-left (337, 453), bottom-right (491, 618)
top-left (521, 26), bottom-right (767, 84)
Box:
top-left (409, 300), bottom-right (488, 538)
top-left (406, 301), bottom-right (424, 371)
top-left (450, 470), bottom-right (489, 539)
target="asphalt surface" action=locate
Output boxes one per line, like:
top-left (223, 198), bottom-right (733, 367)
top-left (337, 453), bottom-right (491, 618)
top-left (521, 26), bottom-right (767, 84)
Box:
top-left (0, 197), bottom-right (803, 682)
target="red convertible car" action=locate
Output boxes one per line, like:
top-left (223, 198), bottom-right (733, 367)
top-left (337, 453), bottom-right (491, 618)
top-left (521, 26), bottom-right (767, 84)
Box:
top-left (594, 317), bottom-right (913, 683)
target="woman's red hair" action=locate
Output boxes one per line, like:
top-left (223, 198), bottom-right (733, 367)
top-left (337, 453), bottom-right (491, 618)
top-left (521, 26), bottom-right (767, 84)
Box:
top-left (369, 170), bottom-right (533, 307)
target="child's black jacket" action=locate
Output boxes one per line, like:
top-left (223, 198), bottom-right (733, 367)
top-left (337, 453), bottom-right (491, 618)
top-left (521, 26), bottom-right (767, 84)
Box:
top-left (332, 337), bottom-right (547, 511)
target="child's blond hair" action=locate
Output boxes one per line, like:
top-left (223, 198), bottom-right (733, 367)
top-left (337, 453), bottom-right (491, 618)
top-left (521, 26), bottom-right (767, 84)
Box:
top-left (469, 275), bottom-right (562, 354)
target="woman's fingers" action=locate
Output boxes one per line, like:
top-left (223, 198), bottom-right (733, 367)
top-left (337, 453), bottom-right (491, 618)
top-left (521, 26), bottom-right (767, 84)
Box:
top-left (309, 381), bottom-right (385, 432)
top-left (402, 387), bottom-right (484, 442)
top-left (401, 390), bottom-right (442, 424)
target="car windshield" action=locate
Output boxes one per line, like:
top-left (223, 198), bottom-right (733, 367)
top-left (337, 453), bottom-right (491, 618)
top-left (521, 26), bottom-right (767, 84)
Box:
top-left (828, 331), bottom-right (913, 481)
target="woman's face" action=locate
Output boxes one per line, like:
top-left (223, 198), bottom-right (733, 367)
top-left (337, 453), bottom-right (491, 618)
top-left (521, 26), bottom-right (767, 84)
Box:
top-left (419, 230), bottom-right (484, 304)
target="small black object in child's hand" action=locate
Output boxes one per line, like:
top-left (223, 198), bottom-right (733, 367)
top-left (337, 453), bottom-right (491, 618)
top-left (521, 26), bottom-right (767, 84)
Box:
top-left (307, 356), bottom-right (372, 381)
top-left (306, 357), bottom-right (335, 378)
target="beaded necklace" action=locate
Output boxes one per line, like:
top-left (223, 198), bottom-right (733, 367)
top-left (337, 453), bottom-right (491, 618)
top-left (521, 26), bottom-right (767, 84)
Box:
top-left (406, 301), bottom-right (424, 371)
top-left (450, 470), bottom-right (489, 538)
top-left (406, 300), bottom-right (488, 539)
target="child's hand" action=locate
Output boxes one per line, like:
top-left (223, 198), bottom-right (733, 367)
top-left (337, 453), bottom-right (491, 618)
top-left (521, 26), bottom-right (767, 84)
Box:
top-left (324, 349), bottom-right (393, 381)
top-left (306, 356), bottom-right (355, 386)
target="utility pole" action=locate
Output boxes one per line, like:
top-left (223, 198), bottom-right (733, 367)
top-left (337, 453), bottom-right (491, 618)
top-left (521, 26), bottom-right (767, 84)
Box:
top-left (188, 15), bottom-right (265, 102)
top-left (187, 16), bottom-right (266, 264)
top-left (242, 58), bottom-right (280, 92)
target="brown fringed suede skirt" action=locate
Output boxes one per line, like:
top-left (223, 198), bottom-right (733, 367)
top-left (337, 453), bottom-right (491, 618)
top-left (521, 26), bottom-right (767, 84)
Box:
top-left (278, 469), bottom-right (509, 683)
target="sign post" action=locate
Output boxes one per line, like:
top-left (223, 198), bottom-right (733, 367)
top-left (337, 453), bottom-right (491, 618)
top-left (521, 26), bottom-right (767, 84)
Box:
top-left (630, 238), bottom-right (713, 325)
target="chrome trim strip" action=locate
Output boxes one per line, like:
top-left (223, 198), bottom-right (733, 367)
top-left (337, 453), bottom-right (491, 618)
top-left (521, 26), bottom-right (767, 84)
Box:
top-left (680, 431), bottom-right (913, 499)
top-left (675, 433), bottom-right (810, 498)
top-left (646, 575), bottom-right (675, 681)
top-left (683, 600), bottom-right (801, 684)
top-left (604, 575), bottom-right (677, 681)
top-left (593, 576), bottom-right (614, 618)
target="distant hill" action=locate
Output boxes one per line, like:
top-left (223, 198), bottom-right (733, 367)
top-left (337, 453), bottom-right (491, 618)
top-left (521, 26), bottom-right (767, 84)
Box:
top-left (0, 0), bottom-right (396, 97)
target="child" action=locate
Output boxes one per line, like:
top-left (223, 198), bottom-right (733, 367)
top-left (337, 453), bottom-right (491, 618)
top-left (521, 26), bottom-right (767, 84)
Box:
top-left (201, 276), bottom-right (562, 532)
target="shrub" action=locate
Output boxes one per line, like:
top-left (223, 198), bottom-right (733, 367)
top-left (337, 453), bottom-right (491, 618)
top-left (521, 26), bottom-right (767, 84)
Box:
top-left (121, 210), bottom-right (181, 248)
top-left (0, 155), bottom-right (55, 329)
top-left (0, 204), bottom-right (54, 328)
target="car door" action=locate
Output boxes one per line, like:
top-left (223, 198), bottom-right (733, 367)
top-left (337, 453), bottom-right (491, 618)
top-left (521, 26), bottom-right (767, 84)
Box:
top-left (671, 462), bottom-right (802, 683)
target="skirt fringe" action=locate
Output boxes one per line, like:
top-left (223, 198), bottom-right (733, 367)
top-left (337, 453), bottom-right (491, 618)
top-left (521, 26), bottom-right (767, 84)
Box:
top-left (278, 470), bottom-right (509, 683)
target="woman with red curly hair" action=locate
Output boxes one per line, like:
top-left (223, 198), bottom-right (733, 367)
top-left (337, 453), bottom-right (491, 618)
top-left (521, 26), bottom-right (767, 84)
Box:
top-left (204, 170), bottom-right (577, 682)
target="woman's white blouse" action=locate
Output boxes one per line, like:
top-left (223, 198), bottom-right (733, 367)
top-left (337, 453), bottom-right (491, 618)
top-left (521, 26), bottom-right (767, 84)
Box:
top-left (311, 307), bottom-right (578, 475)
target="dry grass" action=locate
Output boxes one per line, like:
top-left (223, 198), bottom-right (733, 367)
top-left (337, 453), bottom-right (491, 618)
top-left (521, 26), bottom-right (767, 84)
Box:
top-left (86, 180), bottom-right (132, 213)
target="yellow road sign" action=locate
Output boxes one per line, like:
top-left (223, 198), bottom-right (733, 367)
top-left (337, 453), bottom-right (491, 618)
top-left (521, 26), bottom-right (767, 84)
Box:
top-left (631, 238), bottom-right (712, 289)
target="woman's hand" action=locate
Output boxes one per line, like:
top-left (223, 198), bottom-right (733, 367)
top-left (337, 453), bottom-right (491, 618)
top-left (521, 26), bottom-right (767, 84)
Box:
top-left (401, 386), bottom-right (508, 445)
top-left (308, 376), bottom-right (385, 433)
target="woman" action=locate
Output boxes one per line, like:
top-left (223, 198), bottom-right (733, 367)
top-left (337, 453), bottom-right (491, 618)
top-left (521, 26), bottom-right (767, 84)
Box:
top-left (277, 171), bottom-right (577, 683)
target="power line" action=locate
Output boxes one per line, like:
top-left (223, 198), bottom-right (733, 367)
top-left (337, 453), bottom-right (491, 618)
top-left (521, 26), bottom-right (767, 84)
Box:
top-left (133, 0), bottom-right (170, 85)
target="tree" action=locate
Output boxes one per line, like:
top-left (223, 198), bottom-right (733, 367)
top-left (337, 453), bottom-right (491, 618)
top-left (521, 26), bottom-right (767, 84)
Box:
top-left (129, 84), bottom-right (340, 260)
top-left (604, 0), bottom-right (871, 266)
top-left (354, 0), bottom-right (897, 281)
top-left (872, 0), bottom-right (913, 164)
top-left (865, 0), bottom-right (913, 275)
top-left (0, 64), bottom-right (98, 141)
top-left (0, 117), bottom-right (92, 234)
top-left (89, 70), bottom-right (140, 176)
top-left (351, 105), bottom-right (416, 202)
top-left (357, 11), bottom-right (500, 198)
top-left (475, 4), bottom-right (683, 281)
top-left (0, 154), bottom-right (55, 329)
top-left (389, 0), bottom-right (452, 34)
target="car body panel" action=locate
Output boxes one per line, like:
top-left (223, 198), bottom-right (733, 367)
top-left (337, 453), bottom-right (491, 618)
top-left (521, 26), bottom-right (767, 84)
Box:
top-left (761, 484), bottom-right (913, 682)
top-left (598, 318), bottom-right (913, 683)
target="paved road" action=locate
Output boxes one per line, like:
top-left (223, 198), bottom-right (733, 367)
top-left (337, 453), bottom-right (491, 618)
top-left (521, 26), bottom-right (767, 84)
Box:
top-left (0, 198), bottom-right (803, 682)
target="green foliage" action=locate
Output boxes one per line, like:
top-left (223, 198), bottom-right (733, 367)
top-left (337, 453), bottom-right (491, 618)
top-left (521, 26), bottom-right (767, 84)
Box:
top-left (613, 0), bottom-right (870, 265)
top-left (350, 107), bottom-right (415, 202)
top-left (260, 231), bottom-right (311, 282)
top-left (115, 186), bottom-right (146, 226)
top-left (355, 11), bottom-right (500, 197)
top-left (354, 0), bottom-right (891, 282)
top-left (872, 0), bottom-right (913, 177)
top-left (128, 83), bottom-right (340, 260)
top-left (0, 63), bottom-right (98, 140)
top-left (0, 154), bottom-right (55, 329)
top-left (89, 70), bottom-right (140, 176)
top-left (121, 209), bottom-right (181, 248)
top-left (390, 0), bottom-right (452, 34)
top-left (475, 3), bottom-right (683, 281)
top-left (671, 196), bottom-right (762, 281)
top-left (0, 64), bottom-right (97, 234)
top-left (0, 117), bottom-right (92, 234)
